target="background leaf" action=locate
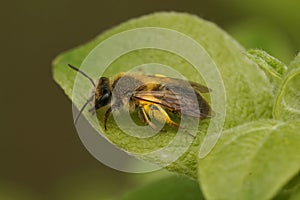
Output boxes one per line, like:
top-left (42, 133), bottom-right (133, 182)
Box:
top-left (53, 12), bottom-right (273, 178)
top-left (228, 18), bottom-right (294, 63)
top-left (198, 120), bottom-right (300, 200)
top-left (273, 53), bottom-right (300, 121)
top-left (121, 175), bottom-right (204, 200)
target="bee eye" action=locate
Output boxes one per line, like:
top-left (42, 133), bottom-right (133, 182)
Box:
top-left (101, 93), bottom-right (110, 101)
top-left (102, 89), bottom-right (109, 94)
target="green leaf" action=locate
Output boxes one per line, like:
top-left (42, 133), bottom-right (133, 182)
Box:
top-left (246, 49), bottom-right (287, 87)
top-left (273, 173), bottom-right (300, 200)
top-left (198, 120), bottom-right (300, 200)
top-left (121, 175), bottom-right (205, 200)
top-left (273, 53), bottom-right (300, 121)
top-left (290, 190), bottom-right (300, 200)
top-left (289, 183), bottom-right (300, 200)
top-left (53, 12), bottom-right (273, 178)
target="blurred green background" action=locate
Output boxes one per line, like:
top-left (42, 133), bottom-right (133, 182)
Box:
top-left (1, 0), bottom-right (299, 199)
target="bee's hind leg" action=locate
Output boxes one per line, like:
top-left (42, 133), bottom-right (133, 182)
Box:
top-left (146, 104), bottom-right (179, 129)
top-left (147, 104), bottom-right (195, 138)
top-left (138, 105), bottom-right (157, 130)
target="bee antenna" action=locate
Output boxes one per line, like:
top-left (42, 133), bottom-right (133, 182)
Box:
top-left (74, 95), bottom-right (94, 125)
top-left (68, 64), bottom-right (96, 87)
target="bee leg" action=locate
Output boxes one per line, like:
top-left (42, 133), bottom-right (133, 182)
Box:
top-left (138, 105), bottom-right (157, 130)
top-left (144, 104), bottom-right (195, 138)
top-left (146, 104), bottom-right (179, 129)
top-left (104, 107), bottom-right (112, 130)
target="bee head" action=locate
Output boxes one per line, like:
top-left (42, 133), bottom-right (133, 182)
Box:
top-left (94, 77), bottom-right (112, 109)
top-left (67, 64), bottom-right (113, 124)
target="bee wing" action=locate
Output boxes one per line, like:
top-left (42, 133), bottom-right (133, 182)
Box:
top-left (189, 81), bottom-right (211, 93)
top-left (132, 89), bottom-right (211, 118)
top-left (145, 75), bottom-right (211, 93)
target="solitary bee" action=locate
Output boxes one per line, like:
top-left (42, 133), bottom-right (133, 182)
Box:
top-left (68, 64), bottom-right (212, 131)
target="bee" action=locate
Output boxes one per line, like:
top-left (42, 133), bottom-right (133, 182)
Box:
top-left (68, 64), bottom-right (212, 132)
